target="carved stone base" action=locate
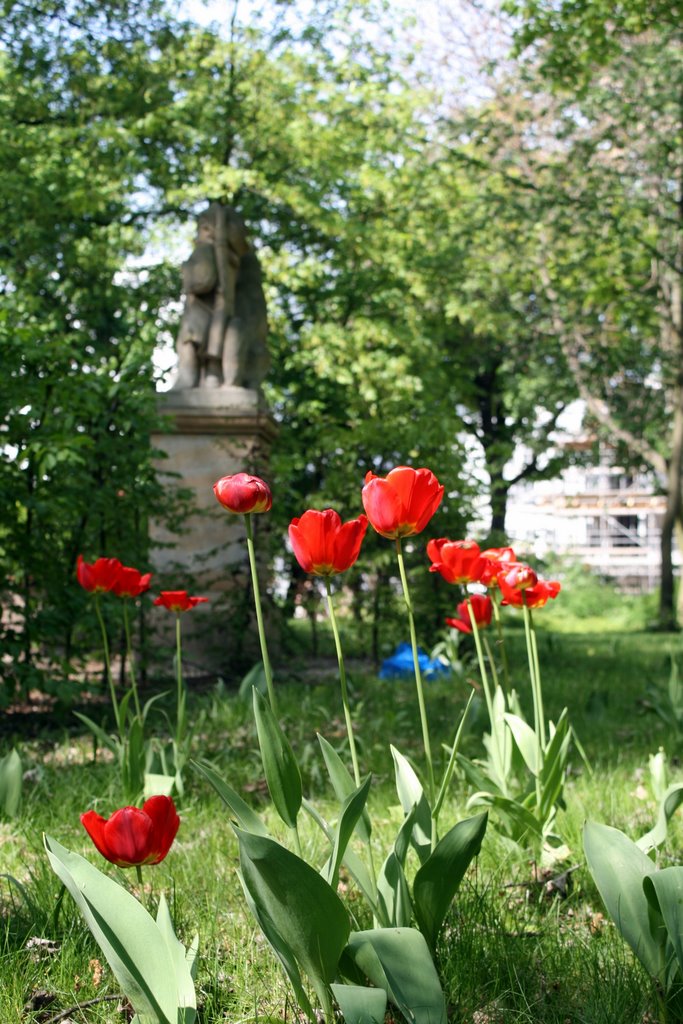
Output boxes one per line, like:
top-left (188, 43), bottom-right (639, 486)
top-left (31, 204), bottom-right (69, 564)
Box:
top-left (150, 388), bottom-right (277, 678)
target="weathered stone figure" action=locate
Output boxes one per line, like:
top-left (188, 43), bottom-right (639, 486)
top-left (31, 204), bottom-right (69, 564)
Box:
top-left (173, 202), bottom-right (269, 390)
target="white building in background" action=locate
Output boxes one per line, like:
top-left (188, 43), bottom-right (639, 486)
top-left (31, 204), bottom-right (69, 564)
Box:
top-left (505, 438), bottom-right (672, 592)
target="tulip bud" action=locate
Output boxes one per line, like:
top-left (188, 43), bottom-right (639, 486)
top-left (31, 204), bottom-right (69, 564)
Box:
top-left (502, 564), bottom-right (538, 591)
top-left (213, 473), bottom-right (273, 514)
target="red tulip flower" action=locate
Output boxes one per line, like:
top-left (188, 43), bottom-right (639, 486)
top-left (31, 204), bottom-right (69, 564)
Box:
top-left (362, 466), bottom-right (444, 539)
top-left (153, 591), bottom-right (209, 613)
top-left (427, 538), bottom-right (486, 585)
top-left (501, 563), bottom-right (538, 592)
top-left (111, 565), bottom-right (152, 599)
top-left (77, 555), bottom-right (123, 594)
top-left (446, 594), bottom-right (493, 634)
top-left (289, 509), bottom-right (368, 576)
top-left (213, 473), bottom-right (273, 514)
top-left (478, 546), bottom-right (517, 588)
top-left (500, 573), bottom-right (561, 609)
top-left (81, 795), bottom-right (180, 867)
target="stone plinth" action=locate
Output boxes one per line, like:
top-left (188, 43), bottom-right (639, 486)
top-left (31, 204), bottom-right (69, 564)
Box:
top-left (151, 387), bottom-right (277, 678)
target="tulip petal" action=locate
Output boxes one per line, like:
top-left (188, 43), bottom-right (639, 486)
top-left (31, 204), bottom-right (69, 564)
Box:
top-left (103, 807), bottom-right (154, 867)
top-left (143, 795), bottom-right (180, 864)
top-left (333, 516), bottom-right (368, 572)
top-left (445, 617), bottom-right (472, 634)
top-left (362, 477), bottom-right (404, 538)
top-left (385, 466), bottom-right (420, 521)
top-left (288, 520), bottom-right (314, 574)
top-left (80, 811), bottom-right (113, 861)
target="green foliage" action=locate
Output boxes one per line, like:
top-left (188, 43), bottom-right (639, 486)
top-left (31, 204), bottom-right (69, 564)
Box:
top-left (45, 834), bottom-right (198, 1024)
top-left (0, 0), bottom-right (192, 695)
top-left (0, 749), bottom-right (22, 818)
top-left (584, 821), bottom-right (683, 1021)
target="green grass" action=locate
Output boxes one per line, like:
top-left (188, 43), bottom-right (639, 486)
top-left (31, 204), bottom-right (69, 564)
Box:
top-left (3, 614), bottom-right (683, 1023)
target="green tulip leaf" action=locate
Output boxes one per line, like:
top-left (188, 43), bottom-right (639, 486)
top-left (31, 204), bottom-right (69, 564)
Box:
top-left (344, 927), bottom-right (447, 1024)
top-left (318, 734), bottom-right (371, 842)
top-left (192, 759), bottom-right (270, 837)
top-left (503, 713), bottom-right (540, 776)
top-left (0, 749), bottom-right (22, 818)
top-left (303, 799), bottom-right (378, 916)
top-left (391, 746), bottom-right (433, 863)
top-left (239, 662), bottom-right (267, 701)
top-left (323, 775), bottom-right (373, 888)
top-left (156, 894), bottom-right (199, 994)
top-left (637, 783), bottom-right (683, 854)
top-left (73, 712), bottom-right (118, 755)
top-left (331, 982), bottom-right (387, 1024)
top-left (467, 790), bottom-right (542, 843)
top-left (457, 753), bottom-right (505, 798)
top-left (643, 867), bottom-right (683, 992)
top-left (144, 773), bottom-right (175, 799)
top-left (235, 827), bottom-right (350, 1012)
top-left (584, 821), bottom-right (664, 980)
top-left (413, 812), bottom-right (488, 953)
top-left (44, 835), bottom-right (196, 1024)
top-left (539, 710), bottom-right (571, 821)
top-left (252, 688), bottom-right (302, 829)
top-left (376, 852), bottom-right (412, 929)
top-left (237, 868), bottom-right (314, 1021)
top-left (376, 805), bottom-right (418, 928)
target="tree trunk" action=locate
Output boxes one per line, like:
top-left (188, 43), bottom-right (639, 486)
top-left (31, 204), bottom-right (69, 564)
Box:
top-left (488, 476), bottom-right (509, 543)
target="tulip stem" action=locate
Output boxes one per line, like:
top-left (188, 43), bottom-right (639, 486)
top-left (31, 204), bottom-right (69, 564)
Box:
top-left (491, 595), bottom-right (511, 696)
top-left (244, 514), bottom-right (278, 716)
top-left (522, 601), bottom-right (546, 752)
top-left (94, 594), bottom-right (121, 736)
top-left (175, 613), bottom-right (186, 755)
top-left (524, 598), bottom-right (544, 753)
top-left (433, 689), bottom-right (475, 821)
top-left (483, 634), bottom-right (501, 693)
top-left (395, 539), bottom-right (435, 810)
top-left (467, 598), bottom-right (495, 726)
top-left (325, 578), bottom-right (361, 787)
top-left (468, 598), bottom-right (507, 795)
top-left (122, 599), bottom-right (142, 720)
top-left (522, 599), bottom-right (545, 814)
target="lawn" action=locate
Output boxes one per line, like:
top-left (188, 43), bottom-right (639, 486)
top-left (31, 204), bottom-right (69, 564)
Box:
top-left (2, 605), bottom-right (682, 1023)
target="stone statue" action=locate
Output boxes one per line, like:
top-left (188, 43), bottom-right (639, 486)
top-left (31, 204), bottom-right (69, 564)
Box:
top-left (172, 202), bottom-right (270, 390)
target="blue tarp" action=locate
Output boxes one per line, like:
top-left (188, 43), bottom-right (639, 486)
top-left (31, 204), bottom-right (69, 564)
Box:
top-left (379, 642), bottom-right (450, 680)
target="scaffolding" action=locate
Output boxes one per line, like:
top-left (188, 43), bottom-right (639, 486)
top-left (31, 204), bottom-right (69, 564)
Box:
top-left (506, 466), bottom-right (671, 591)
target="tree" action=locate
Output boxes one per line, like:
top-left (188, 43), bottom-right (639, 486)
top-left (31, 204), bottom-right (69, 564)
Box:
top-left (415, 0), bottom-right (681, 625)
top-left (496, 0), bottom-right (683, 626)
top-left (1, 0), bottom-right (480, 689)
top-left (0, 0), bottom-right (194, 696)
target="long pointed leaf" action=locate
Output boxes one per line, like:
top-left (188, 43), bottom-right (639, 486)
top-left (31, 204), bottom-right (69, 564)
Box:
top-left (235, 827), bottom-right (350, 1011)
top-left (44, 835), bottom-right (192, 1024)
top-left (331, 983), bottom-right (387, 1024)
top-left (584, 821), bottom-right (665, 981)
top-left (391, 746), bottom-right (432, 863)
top-left (376, 805), bottom-right (418, 928)
top-left (345, 927), bottom-right (447, 1024)
top-left (637, 783), bottom-right (683, 854)
top-left (324, 776), bottom-right (373, 888)
top-left (0, 749), bottom-right (22, 817)
top-left (302, 799), bottom-right (378, 916)
top-left (413, 812), bottom-right (487, 952)
top-left (252, 689), bottom-right (302, 829)
top-left (643, 868), bottom-right (683, 995)
top-left (237, 869), bottom-right (314, 1021)
top-left (319, 734), bottom-right (371, 842)
top-left (192, 759), bottom-right (270, 837)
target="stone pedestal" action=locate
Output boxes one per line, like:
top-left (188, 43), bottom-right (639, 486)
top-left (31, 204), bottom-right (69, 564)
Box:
top-left (151, 387), bottom-right (277, 678)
